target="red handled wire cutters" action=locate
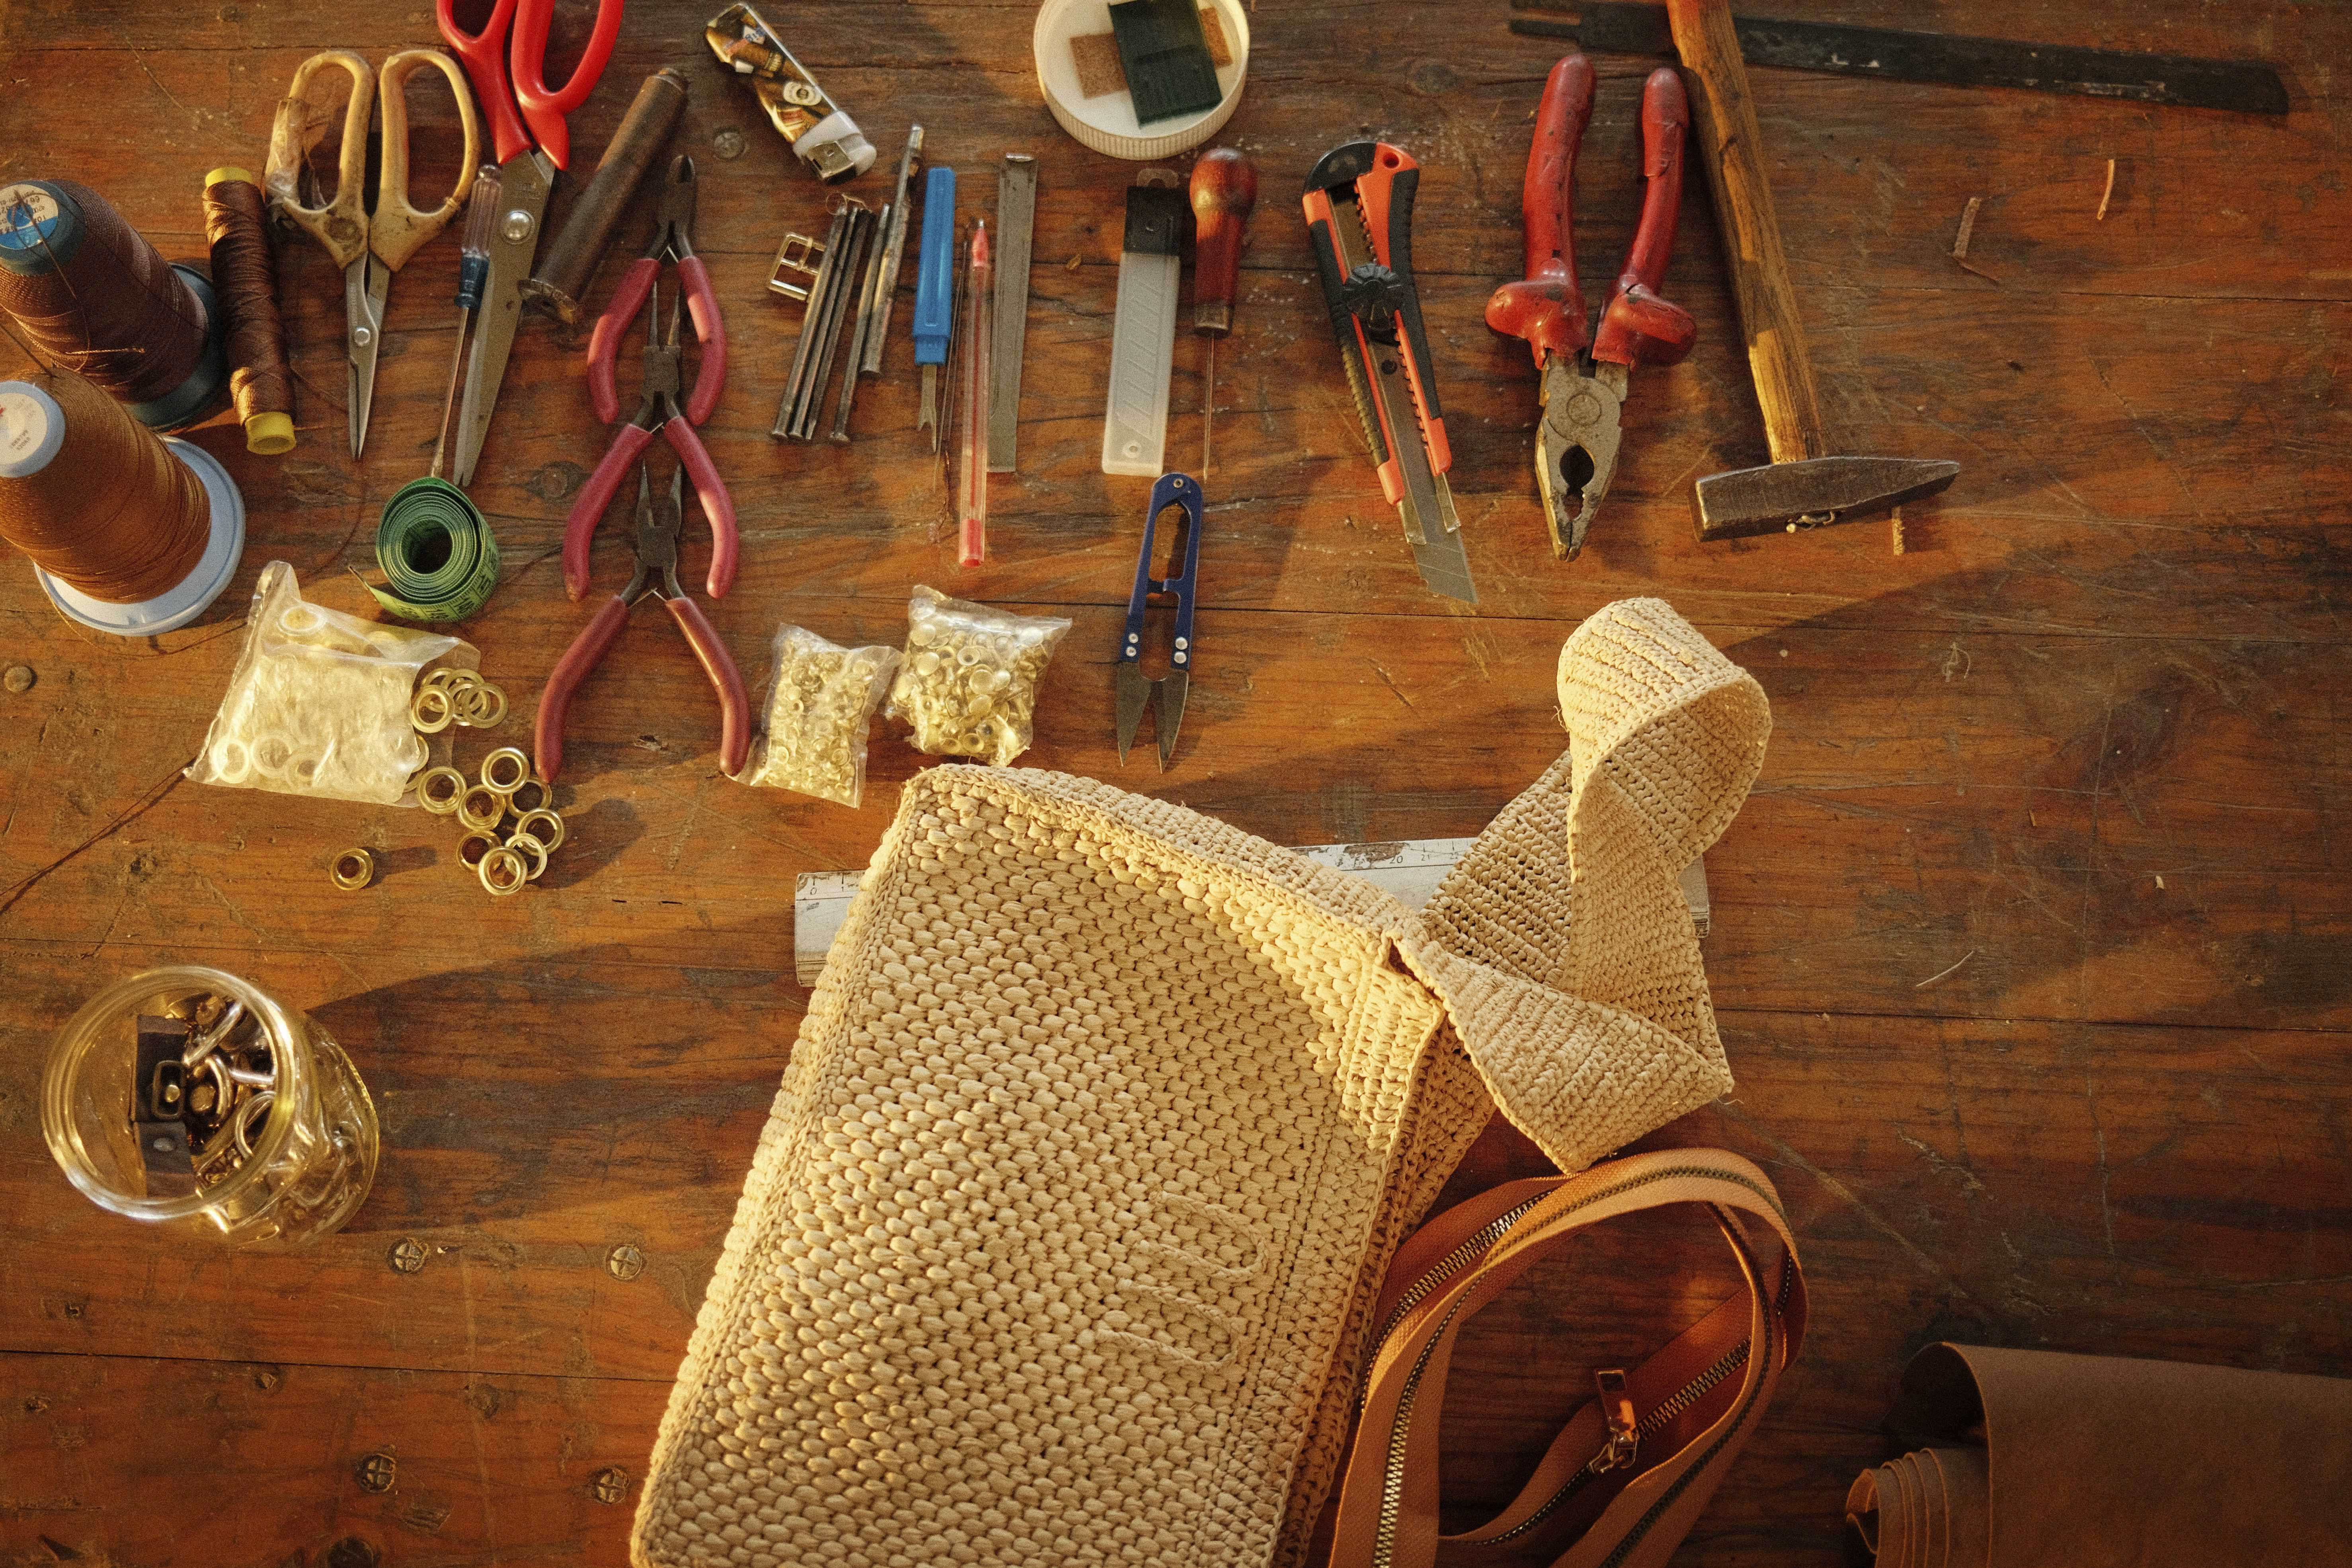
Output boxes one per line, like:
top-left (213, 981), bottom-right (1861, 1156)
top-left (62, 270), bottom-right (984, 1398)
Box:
top-left (588, 155), bottom-right (725, 428)
top-left (1485, 56), bottom-right (1696, 559)
top-left (565, 281), bottom-right (739, 602)
top-left (536, 464), bottom-right (751, 783)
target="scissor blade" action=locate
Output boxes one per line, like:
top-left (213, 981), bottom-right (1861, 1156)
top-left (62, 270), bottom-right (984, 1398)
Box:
top-left (1154, 670), bottom-right (1188, 772)
top-left (1113, 663), bottom-right (1152, 765)
top-left (452, 152), bottom-right (554, 489)
top-left (345, 258), bottom-right (383, 459)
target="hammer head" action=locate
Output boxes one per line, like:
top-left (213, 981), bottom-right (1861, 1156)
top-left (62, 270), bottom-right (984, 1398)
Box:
top-left (1694, 455), bottom-right (1960, 542)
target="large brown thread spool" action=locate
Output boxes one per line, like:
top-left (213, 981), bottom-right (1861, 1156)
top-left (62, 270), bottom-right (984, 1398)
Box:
top-left (200, 167), bottom-right (296, 456)
top-left (0, 367), bottom-right (246, 634)
top-left (0, 179), bottom-right (226, 428)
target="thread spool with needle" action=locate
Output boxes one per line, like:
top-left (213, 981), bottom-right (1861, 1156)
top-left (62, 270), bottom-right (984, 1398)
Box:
top-left (0, 179), bottom-right (226, 428)
top-left (0, 368), bottom-right (246, 634)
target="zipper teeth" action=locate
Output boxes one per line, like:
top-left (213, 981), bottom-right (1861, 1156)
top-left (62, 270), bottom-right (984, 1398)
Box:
top-left (1364, 1196), bottom-right (1548, 1397)
top-left (1642, 1340), bottom-right (1750, 1436)
top-left (1463, 1339), bottom-right (1751, 1548)
top-left (1366, 1165), bottom-right (1781, 1568)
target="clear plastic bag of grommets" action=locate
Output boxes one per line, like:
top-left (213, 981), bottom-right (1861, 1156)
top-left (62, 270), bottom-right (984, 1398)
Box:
top-left (885, 585), bottom-right (1071, 767)
top-left (736, 623), bottom-right (901, 806)
top-left (186, 560), bottom-right (477, 806)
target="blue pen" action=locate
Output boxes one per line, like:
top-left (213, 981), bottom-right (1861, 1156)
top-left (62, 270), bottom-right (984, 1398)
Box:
top-left (913, 165), bottom-right (956, 445)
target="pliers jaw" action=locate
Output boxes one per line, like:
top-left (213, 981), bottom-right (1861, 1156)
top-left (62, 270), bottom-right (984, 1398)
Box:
top-left (622, 463), bottom-right (689, 604)
top-left (648, 154), bottom-right (698, 261)
top-left (1537, 356), bottom-right (1627, 560)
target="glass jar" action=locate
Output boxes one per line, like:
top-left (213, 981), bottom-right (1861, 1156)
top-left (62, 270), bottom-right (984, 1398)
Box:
top-left (41, 965), bottom-right (379, 1246)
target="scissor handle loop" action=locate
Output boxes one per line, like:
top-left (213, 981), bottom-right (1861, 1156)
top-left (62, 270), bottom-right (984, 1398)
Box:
top-left (372, 49), bottom-right (484, 273)
top-left (436, 0), bottom-right (531, 165)
top-left (509, 0), bottom-right (624, 170)
top-left (265, 49), bottom-right (374, 271)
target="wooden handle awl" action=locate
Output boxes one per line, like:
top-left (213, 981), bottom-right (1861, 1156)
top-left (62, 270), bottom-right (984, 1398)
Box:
top-left (1667, 0), bottom-right (1824, 463)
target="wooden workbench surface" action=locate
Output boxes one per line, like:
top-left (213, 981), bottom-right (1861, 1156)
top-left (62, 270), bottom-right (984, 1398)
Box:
top-left (2, 2), bottom-right (2346, 1564)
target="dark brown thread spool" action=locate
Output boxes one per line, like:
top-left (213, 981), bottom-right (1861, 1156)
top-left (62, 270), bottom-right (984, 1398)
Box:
top-left (0, 179), bottom-right (225, 428)
top-left (0, 369), bottom-right (242, 630)
top-left (200, 167), bottom-right (296, 456)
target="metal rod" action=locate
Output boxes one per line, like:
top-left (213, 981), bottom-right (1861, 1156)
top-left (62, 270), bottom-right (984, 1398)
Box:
top-left (774, 203), bottom-right (854, 439)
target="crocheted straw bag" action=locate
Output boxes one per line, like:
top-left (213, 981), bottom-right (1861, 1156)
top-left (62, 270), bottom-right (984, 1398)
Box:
top-left (636, 598), bottom-right (1771, 1568)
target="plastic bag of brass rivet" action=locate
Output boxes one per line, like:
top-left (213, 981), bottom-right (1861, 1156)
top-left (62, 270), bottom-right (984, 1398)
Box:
top-left (186, 560), bottom-right (476, 806)
top-left (884, 585), bottom-right (1069, 768)
top-left (737, 623), bottom-right (899, 805)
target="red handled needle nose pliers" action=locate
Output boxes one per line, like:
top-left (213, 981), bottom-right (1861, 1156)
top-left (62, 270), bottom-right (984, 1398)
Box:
top-left (587, 154), bottom-right (725, 427)
top-left (535, 464), bottom-right (751, 784)
top-left (1485, 56), bottom-right (1696, 560)
top-left (565, 281), bottom-right (739, 602)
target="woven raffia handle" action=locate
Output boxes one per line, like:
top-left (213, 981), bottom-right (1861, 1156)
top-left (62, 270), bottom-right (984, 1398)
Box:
top-left (1328, 1150), bottom-right (1808, 1568)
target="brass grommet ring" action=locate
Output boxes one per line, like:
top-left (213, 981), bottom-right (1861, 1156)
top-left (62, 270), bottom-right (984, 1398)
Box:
top-left (507, 775), bottom-right (552, 815)
top-left (481, 747), bottom-right (532, 794)
top-left (479, 845), bottom-right (529, 897)
top-left (507, 831), bottom-right (550, 880)
top-left (417, 765), bottom-right (468, 814)
top-left (411, 685), bottom-right (455, 733)
top-left (513, 807), bottom-right (566, 851)
top-left (458, 683), bottom-right (508, 729)
top-left (458, 784), bottom-right (507, 833)
top-left (330, 848), bottom-right (375, 891)
top-left (457, 831), bottom-right (499, 870)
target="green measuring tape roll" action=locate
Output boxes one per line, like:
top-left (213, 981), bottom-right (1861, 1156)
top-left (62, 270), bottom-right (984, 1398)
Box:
top-left (371, 478), bottom-right (501, 622)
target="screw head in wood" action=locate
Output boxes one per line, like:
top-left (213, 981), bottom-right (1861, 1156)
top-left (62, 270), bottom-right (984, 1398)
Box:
top-left (607, 1244), bottom-right (645, 1281)
top-left (3, 665), bottom-right (32, 693)
top-left (354, 1452), bottom-right (397, 1492)
top-left (388, 1238), bottom-right (427, 1274)
top-left (593, 1467), bottom-right (629, 1504)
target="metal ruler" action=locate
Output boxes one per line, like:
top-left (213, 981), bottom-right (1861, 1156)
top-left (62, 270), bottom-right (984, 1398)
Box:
top-left (987, 153), bottom-right (1037, 473)
top-left (1508, 0), bottom-right (2288, 115)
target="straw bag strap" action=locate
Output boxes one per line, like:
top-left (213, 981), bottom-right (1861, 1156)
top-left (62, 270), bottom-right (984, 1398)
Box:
top-left (1329, 1151), bottom-right (1808, 1568)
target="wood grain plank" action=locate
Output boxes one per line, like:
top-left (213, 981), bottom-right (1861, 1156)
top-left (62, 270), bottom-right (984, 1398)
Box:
top-left (4, 1008), bottom-right (2344, 1565)
top-left (1, 1352), bottom-right (662, 1566)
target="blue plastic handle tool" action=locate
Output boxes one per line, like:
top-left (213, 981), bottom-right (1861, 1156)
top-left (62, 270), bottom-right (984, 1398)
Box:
top-left (913, 165), bottom-right (956, 368)
top-left (1119, 472), bottom-right (1202, 670)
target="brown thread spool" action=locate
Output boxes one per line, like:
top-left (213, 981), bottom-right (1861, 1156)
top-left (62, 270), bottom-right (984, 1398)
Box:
top-left (0, 179), bottom-right (224, 428)
top-left (0, 368), bottom-right (245, 634)
top-left (200, 167), bottom-right (296, 456)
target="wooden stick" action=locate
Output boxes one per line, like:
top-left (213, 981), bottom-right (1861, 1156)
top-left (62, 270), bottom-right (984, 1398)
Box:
top-left (1667, 0), bottom-right (1825, 464)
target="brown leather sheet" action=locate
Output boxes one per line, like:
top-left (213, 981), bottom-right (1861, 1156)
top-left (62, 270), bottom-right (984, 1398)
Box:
top-left (1847, 1343), bottom-right (2352, 1566)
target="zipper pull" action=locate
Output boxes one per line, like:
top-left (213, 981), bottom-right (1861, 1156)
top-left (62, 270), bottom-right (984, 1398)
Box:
top-left (1591, 1367), bottom-right (1640, 1472)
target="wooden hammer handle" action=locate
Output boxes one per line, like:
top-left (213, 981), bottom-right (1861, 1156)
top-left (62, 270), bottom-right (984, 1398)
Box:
top-left (1668, 0), bottom-right (1825, 462)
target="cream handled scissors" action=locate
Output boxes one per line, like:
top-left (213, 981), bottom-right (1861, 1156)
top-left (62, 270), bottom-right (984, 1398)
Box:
top-left (266, 48), bottom-right (482, 459)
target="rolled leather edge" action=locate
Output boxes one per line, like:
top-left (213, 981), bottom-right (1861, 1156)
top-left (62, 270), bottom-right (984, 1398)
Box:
top-left (1847, 1343), bottom-right (2352, 1567)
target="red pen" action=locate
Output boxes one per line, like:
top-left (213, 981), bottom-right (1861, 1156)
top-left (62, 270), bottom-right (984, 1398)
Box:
top-left (957, 220), bottom-right (993, 567)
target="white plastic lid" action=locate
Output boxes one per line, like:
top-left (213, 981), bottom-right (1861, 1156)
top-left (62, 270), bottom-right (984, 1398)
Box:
top-left (0, 381), bottom-right (66, 477)
top-left (1034, 0), bottom-right (1250, 162)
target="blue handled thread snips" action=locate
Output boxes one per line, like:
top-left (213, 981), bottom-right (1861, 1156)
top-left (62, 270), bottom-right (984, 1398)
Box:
top-left (1114, 472), bottom-right (1203, 771)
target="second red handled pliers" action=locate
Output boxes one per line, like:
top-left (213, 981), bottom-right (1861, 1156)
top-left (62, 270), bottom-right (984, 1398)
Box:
top-left (565, 281), bottom-right (739, 601)
top-left (535, 464), bottom-right (751, 783)
top-left (586, 155), bottom-right (725, 427)
top-left (1486, 56), bottom-right (1697, 559)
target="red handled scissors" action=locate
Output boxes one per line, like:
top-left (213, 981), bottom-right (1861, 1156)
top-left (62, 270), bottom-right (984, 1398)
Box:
top-left (435, 0), bottom-right (623, 487)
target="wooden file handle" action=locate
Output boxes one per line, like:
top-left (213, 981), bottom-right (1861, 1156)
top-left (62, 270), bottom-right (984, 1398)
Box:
top-left (1667, 0), bottom-right (1825, 462)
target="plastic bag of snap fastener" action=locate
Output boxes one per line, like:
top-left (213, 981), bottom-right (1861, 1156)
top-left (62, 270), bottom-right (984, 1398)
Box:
top-left (735, 624), bottom-right (901, 806)
top-left (186, 560), bottom-right (476, 806)
top-left (884, 585), bottom-right (1071, 767)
